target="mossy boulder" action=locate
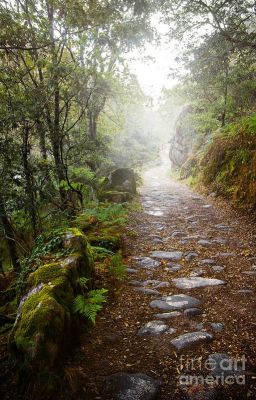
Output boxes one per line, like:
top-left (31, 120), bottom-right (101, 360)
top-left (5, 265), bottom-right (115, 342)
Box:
top-left (107, 168), bottom-right (137, 194)
top-left (9, 229), bottom-right (94, 372)
top-left (88, 233), bottom-right (122, 252)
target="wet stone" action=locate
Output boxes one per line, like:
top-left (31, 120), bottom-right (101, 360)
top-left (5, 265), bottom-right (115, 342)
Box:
top-left (137, 321), bottom-right (169, 336)
top-left (170, 331), bottom-right (213, 350)
top-left (212, 266), bottom-right (225, 272)
top-left (184, 308), bottom-right (202, 318)
top-left (146, 210), bottom-right (164, 216)
top-left (150, 294), bottom-right (201, 311)
top-left (151, 251), bottom-right (183, 260)
top-left (134, 288), bottom-right (160, 296)
top-left (211, 323), bottom-right (224, 332)
top-left (154, 311), bottom-right (182, 319)
top-left (184, 252), bottom-right (198, 261)
top-left (105, 372), bottom-right (161, 400)
top-left (173, 277), bottom-right (226, 290)
top-left (134, 257), bottom-right (161, 269)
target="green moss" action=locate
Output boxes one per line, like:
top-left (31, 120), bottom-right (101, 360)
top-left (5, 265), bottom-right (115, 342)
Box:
top-left (88, 233), bottom-right (121, 251)
top-left (28, 263), bottom-right (65, 287)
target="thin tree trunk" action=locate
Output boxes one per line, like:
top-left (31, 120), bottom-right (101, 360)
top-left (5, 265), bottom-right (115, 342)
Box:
top-left (0, 197), bottom-right (20, 271)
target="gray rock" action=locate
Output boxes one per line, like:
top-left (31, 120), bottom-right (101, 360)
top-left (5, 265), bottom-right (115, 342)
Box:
top-left (190, 268), bottom-right (205, 277)
top-left (154, 311), bottom-right (181, 319)
top-left (146, 210), bottom-right (164, 217)
top-left (151, 251), bottom-right (183, 260)
top-left (201, 259), bottom-right (215, 265)
top-left (106, 372), bottom-right (161, 400)
top-left (137, 321), bottom-right (169, 336)
top-left (154, 282), bottom-right (170, 289)
top-left (198, 240), bottom-right (212, 247)
top-left (134, 257), bottom-right (161, 269)
top-left (237, 289), bottom-right (253, 294)
top-left (217, 252), bottom-right (236, 257)
top-left (172, 277), bottom-right (226, 289)
top-left (184, 252), bottom-right (198, 261)
top-left (143, 280), bottom-right (161, 286)
top-left (184, 308), bottom-right (202, 317)
top-left (196, 323), bottom-right (204, 330)
top-left (171, 231), bottom-right (184, 238)
top-left (126, 268), bottom-right (138, 274)
top-left (129, 280), bottom-right (143, 286)
top-left (170, 331), bottom-right (213, 350)
top-left (150, 294), bottom-right (201, 311)
top-left (207, 353), bottom-right (244, 378)
top-left (134, 288), bottom-right (160, 296)
top-left (211, 323), bottom-right (224, 332)
top-left (202, 204), bottom-right (212, 208)
top-left (212, 266), bottom-right (224, 272)
top-left (214, 224), bottom-right (231, 230)
top-left (213, 238), bottom-right (228, 245)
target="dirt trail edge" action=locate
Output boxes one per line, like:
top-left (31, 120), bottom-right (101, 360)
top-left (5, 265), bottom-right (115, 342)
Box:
top-left (64, 159), bottom-right (256, 400)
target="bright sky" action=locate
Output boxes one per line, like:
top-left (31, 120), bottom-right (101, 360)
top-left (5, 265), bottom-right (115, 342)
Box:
top-left (128, 18), bottom-right (180, 103)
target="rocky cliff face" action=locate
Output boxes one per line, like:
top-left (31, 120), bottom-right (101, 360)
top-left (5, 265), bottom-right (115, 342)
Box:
top-left (169, 106), bottom-right (195, 169)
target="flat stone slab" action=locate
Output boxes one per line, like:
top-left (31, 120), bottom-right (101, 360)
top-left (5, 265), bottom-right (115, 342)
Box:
top-left (170, 331), bottom-right (213, 350)
top-left (150, 294), bottom-right (201, 311)
top-left (134, 257), bottom-right (161, 269)
top-left (137, 321), bottom-right (169, 336)
top-left (146, 210), bottom-right (164, 216)
top-left (154, 311), bottom-right (181, 319)
top-left (151, 251), bottom-right (183, 260)
top-left (173, 277), bottom-right (226, 289)
top-left (106, 372), bottom-right (161, 400)
top-left (237, 289), bottom-right (253, 294)
top-left (134, 288), bottom-right (160, 296)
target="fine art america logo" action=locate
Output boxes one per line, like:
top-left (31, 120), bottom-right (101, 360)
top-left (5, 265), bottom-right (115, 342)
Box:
top-left (178, 354), bottom-right (246, 386)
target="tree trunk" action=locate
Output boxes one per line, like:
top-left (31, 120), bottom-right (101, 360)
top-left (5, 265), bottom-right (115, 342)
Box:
top-left (0, 197), bottom-right (20, 271)
top-left (22, 123), bottom-right (38, 237)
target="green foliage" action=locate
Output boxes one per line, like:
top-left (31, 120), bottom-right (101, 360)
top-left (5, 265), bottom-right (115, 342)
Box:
top-left (109, 252), bottom-right (127, 281)
top-left (73, 289), bottom-right (108, 323)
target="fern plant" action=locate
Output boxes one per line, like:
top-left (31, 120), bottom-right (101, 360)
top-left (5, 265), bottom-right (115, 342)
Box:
top-left (73, 288), bottom-right (108, 324)
top-left (109, 252), bottom-right (127, 281)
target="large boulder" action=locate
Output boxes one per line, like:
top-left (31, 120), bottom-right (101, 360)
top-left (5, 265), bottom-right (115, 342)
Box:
top-left (108, 168), bottom-right (137, 194)
top-left (9, 228), bottom-right (94, 372)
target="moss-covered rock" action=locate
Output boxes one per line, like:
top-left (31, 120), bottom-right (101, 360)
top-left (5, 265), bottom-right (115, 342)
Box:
top-left (9, 229), bottom-right (94, 372)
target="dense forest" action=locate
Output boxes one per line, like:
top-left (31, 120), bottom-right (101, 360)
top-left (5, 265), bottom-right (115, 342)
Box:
top-left (0, 1), bottom-right (256, 400)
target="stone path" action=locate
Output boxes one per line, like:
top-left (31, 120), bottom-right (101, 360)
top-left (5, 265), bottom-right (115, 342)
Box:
top-left (64, 158), bottom-right (256, 400)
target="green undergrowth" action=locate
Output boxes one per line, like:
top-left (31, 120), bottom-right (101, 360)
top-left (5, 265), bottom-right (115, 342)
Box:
top-left (179, 114), bottom-right (256, 210)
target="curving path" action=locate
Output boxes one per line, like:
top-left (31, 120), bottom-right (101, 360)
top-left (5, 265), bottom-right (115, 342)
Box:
top-left (64, 156), bottom-right (256, 400)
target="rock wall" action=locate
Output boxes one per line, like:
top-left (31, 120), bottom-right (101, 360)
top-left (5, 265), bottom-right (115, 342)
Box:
top-left (9, 228), bottom-right (94, 372)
